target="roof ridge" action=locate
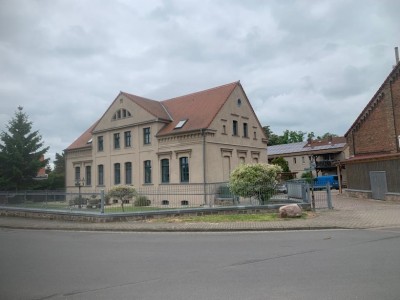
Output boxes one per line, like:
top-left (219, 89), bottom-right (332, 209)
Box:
top-left (162, 81), bottom-right (240, 103)
top-left (345, 62), bottom-right (400, 136)
top-left (122, 92), bottom-right (171, 121)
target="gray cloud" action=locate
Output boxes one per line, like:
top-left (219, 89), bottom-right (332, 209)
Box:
top-left (0, 0), bottom-right (399, 163)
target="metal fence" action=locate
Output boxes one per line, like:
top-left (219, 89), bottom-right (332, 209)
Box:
top-left (0, 181), bottom-right (334, 214)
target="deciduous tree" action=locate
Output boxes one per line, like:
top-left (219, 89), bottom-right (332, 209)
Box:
top-left (107, 185), bottom-right (137, 212)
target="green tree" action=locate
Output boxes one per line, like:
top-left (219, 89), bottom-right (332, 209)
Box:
top-left (318, 132), bottom-right (338, 140)
top-left (263, 126), bottom-right (281, 146)
top-left (229, 163), bottom-right (282, 204)
top-left (0, 107), bottom-right (49, 190)
top-left (44, 152), bottom-right (66, 189)
top-left (107, 185), bottom-right (137, 212)
top-left (263, 126), bottom-right (305, 145)
top-left (271, 157), bottom-right (290, 172)
top-left (281, 129), bottom-right (305, 143)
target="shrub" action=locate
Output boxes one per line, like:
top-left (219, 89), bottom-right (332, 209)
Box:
top-left (301, 171), bottom-right (313, 184)
top-left (107, 186), bottom-right (137, 212)
top-left (87, 198), bottom-right (100, 209)
top-left (229, 163), bottom-right (282, 204)
top-left (134, 195), bottom-right (151, 207)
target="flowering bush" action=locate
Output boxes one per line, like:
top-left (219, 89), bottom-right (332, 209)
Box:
top-left (229, 163), bottom-right (282, 204)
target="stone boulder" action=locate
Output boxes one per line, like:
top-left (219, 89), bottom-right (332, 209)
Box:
top-left (279, 204), bottom-right (302, 218)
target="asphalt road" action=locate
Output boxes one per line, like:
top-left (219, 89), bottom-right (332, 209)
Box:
top-left (1, 228), bottom-right (400, 300)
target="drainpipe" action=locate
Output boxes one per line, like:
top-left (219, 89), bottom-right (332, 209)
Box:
top-left (389, 80), bottom-right (399, 152)
top-left (201, 129), bottom-right (207, 205)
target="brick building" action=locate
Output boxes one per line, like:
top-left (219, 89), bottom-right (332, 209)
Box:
top-left (268, 137), bottom-right (348, 181)
top-left (343, 51), bottom-right (400, 200)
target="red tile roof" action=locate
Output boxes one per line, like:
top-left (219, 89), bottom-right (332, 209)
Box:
top-left (158, 81), bottom-right (239, 136)
top-left (66, 120), bottom-right (99, 150)
top-left (343, 152), bottom-right (400, 164)
top-left (121, 92), bottom-right (171, 121)
top-left (66, 81), bottom-right (240, 150)
top-left (305, 136), bottom-right (347, 148)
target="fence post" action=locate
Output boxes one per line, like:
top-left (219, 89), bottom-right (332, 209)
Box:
top-left (326, 183), bottom-right (333, 209)
top-left (100, 189), bottom-right (105, 214)
top-left (302, 183), bottom-right (308, 203)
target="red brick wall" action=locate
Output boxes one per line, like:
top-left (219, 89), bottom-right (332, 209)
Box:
top-left (351, 84), bottom-right (396, 155)
top-left (392, 75), bottom-right (400, 147)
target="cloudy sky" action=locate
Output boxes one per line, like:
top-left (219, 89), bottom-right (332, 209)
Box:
top-left (1, 0), bottom-right (399, 163)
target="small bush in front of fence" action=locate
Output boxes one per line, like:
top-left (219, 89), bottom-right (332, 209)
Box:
top-left (134, 195), bottom-right (151, 207)
top-left (69, 197), bottom-right (88, 207)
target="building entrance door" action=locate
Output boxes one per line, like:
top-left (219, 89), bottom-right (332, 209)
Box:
top-left (369, 171), bottom-right (387, 200)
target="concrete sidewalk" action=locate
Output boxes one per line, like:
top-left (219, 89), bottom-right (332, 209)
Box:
top-left (1, 192), bottom-right (400, 232)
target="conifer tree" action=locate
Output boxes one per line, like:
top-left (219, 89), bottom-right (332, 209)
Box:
top-left (0, 106), bottom-right (49, 190)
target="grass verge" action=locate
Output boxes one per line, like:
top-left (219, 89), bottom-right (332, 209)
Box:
top-left (147, 213), bottom-right (309, 223)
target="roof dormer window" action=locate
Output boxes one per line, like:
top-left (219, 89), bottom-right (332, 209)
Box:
top-left (175, 119), bottom-right (188, 129)
top-left (112, 109), bottom-right (132, 121)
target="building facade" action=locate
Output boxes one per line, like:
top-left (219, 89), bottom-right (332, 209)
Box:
top-left (64, 82), bottom-right (268, 204)
top-left (343, 57), bottom-right (400, 200)
top-left (268, 137), bottom-right (349, 183)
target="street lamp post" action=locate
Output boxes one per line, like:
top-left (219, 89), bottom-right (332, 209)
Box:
top-left (75, 178), bottom-right (85, 208)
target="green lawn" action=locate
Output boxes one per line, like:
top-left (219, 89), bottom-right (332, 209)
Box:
top-left (148, 213), bottom-right (281, 223)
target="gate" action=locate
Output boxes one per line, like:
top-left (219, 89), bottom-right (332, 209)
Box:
top-left (286, 180), bottom-right (333, 210)
top-left (369, 171), bottom-right (387, 200)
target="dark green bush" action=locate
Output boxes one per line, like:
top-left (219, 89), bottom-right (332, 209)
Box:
top-left (134, 195), bottom-right (151, 207)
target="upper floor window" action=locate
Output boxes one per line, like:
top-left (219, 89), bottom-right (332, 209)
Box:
top-left (144, 160), bottom-right (152, 184)
top-left (243, 123), bottom-right (248, 138)
top-left (124, 131), bottom-right (131, 147)
top-left (98, 165), bottom-right (104, 186)
top-left (143, 127), bottom-right (151, 145)
top-left (114, 133), bottom-right (120, 149)
top-left (114, 163), bottom-right (121, 185)
top-left (125, 162), bottom-right (132, 185)
top-left (85, 166), bottom-right (91, 186)
top-left (112, 108), bottom-right (132, 121)
top-left (180, 157), bottom-right (189, 183)
top-left (97, 136), bottom-right (104, 151)
top-left (233, 120), bottom-right (238, 136)
top-left (161, 159), bottom-right (170, 183)
top-left (293, 157), bottom-right (297, 164)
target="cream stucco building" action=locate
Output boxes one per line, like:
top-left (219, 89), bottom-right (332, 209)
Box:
top-left (65, 81), bottom-right (268, 204)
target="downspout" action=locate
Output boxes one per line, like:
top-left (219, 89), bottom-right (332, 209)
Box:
top-left (201, 129), bottom-right (207, 205)
top-left (389, 80), bottom-right (399, 152)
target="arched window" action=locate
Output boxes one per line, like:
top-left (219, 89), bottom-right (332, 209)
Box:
top-left (112, 109), bottom-right (132, 120)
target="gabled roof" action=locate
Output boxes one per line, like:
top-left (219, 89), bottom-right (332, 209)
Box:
top-left (121, 92), bottom-right (171, 121)
top-left (268, 137), bottom-right (347, 156)
top-left (66, 120), bottom-right (99, 150)
top-left (158, 81), bottom-right (239, 136)
top-left (66, 81), bottom-right (240, 150)
top-left (345, 61), bottom-right (400, 137)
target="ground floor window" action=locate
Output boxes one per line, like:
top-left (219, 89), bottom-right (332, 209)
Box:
top-left (144, 160), bottom-right (152, 184)
top-left (114, 163), bottom-right (121, 185)
top-left (161, 159), bottom-right (170, 183)
top-left (180, 157), bottom-right (189, 183)
top-left (98, 165), bottom-right (104, 186)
